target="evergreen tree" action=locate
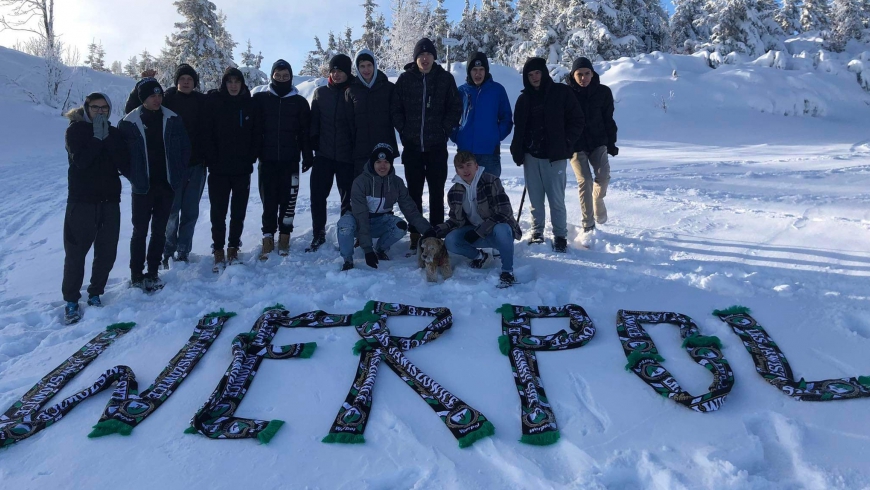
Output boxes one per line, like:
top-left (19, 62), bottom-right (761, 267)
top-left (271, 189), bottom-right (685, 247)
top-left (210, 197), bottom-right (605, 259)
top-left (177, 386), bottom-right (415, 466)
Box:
top-left (240, 39), bottom-right (268, 87)
top-left (94, 41), bottom-right (107, 71)
top-left (801, 0), bottom-right (832, 32)
top-left (124, 56), bottom-right (139, 78)
top-left (670, 0), bottom-right (710, 53)
top-left (430, 0), bottom-right (451, 62)
top-left (454, 0), bottom-right (481, 62)
top-left (84, 39), bottom-right (97, 68)
top-left (384, 0), bottom-right (430, 70)
top-left (776, 0), bottom-right (804, 35)
top-left (340, 26), bottom-right (355, 55)
top-left (704, 0), bottom-right (782, 56)
top-left (300, 36), bottom-right (326, 77)
top-left (493, 0), bottom-right (517, 65)
top-left (830, 0), bottom-right (864, 50)
top-left (137, 49), bottom-right (156, 74)
top-left (110, 60), bottom-right (123, 75)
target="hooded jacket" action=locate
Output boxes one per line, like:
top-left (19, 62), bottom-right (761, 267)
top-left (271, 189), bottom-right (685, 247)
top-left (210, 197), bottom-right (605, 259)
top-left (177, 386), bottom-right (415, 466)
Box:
top-left (118, 105), bottom-right (191, 194)
top-left (311, 73), bottom-right (355, 164)
top-left (509, 62), bottom-right (584, 164)
top-left (64, 95), bottom-right (130, 203)
top-left (566, 70), bottom-right (618, 153)
top-left (161, 86), bottom-right (208, 167)
top-left (435, 169), bottom-right (522, 240)
top-left (350, 158), bottom-right (431, 253)
top-left (450, 54), bottom-right (513, 155)
top-left (251, 82), bottom-right (313, 166)
top-left (390, 61), bottom-right (462, 153)
top-left (346, 49), bottom-right (397, 163)
top-left (204, 68), bottom-right (258, 175)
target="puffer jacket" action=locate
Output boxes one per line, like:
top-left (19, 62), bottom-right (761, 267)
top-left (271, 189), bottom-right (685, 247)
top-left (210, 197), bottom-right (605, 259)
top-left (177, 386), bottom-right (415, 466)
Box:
top-left (346, 50), bottom-right (397, 163)
top-left (118, 106), bottom-right (191, 194)
top-left (390, 62), bottom-right (462, 153)
top-left (252, 85), bottom-right (313, 166)
top-left (311, 78), bottom-right (355, 163)
top-left (204, 70), bottom-right (258, 175)
top-left (435, 169), bottom-right (522, 240)
top-left (567, 71), bottom-right (618, 153)
top-left (64, 102), bottom-right (130, 203)
top-left (162, 87), bottom-right (208, 167)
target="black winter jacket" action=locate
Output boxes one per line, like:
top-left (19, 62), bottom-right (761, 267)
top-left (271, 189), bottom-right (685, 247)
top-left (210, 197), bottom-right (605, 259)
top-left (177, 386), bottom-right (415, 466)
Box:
top-left (567, 72), bottom-right (617, 153)
top-left (119, 106), bottom-right (191, 194)
top-left (346, 70), bottom-right (397, 163)
top-left (390, 62), bottom-right (461, 153)
top-left (252, 86), bottom-right (313, 166)
top-left (204, 83), bottom-right (257, 175)
top-left (510, 73), bottom-right (584, 164)
top-left (162, 87), bottom-right (208, 167)
top-left (311, 79), bottom-right (355, 164)
top-left (64, 108), bottom-right (130, 203)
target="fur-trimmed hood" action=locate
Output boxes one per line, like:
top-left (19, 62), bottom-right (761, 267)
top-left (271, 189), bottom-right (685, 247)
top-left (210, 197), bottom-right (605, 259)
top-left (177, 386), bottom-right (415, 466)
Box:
top-left (64, 92), bottom-right (113, 123)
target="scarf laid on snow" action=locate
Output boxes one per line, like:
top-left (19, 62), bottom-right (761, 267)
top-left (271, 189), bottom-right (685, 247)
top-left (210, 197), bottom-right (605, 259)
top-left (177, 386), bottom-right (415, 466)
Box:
top-left (715, 306), bottom-right (870, 401)
top-left (496, 304), bottom-right (596, 446)
top-left (323, 301), bottom-right (495, 448)
top-left (618, 310), bottom-right (734, 412)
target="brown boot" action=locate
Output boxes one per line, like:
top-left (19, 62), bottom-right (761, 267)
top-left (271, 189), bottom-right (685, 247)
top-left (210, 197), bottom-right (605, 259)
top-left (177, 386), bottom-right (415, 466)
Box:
top-left (278, 233), bottom-right (291, 256)
top-left (259, 234), bottom-right (274, 261)
top-left (212, 248), bottom-right (226, 273)
top-left (227, 247), bottom-right (239, 264)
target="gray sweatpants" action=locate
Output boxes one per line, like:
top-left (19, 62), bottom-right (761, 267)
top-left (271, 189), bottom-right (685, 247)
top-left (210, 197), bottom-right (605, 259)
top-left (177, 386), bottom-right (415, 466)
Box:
top-left (570, 146), bottom-right (610, 228)
top-left (523, 154), bottom-right (568, 237)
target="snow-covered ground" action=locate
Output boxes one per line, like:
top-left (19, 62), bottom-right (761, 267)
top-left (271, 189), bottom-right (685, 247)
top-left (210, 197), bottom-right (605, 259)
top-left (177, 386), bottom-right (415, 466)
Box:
top-left (1, 45), bottom-right (870, 489)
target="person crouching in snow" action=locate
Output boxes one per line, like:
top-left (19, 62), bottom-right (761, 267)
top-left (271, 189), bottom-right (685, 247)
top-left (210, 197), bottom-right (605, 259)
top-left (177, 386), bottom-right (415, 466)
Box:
top-left (339, 143), bottom-right (433, 271)
top-left (62, 93), bottom-right (130, 324)
top-left (422, 151), bottom-right (522, 288)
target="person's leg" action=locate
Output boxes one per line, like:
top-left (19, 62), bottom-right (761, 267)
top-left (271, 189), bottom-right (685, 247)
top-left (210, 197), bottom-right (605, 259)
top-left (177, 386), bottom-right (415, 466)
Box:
top-left (474, 153), bottom-right (502, 178)
top-left (227, 173), bottom-right (251, 248)
top-left (477, 223), bottom-right (514, 272)
top-left (309, 156), bottom-right (335, 235)
top-left (62, 203), bottom-right (97, 302)
top-left (336, 162), bottom-right (355, 217)
top-left (163, 169), bottom-right (186, 258)
top-left (424, 147), bottom-right (449, 226)
top-left (541, 159), bottom-right (568, 238)
top-left (258, 164), bottom-right (278, 236)
top-left (522, 154), bottom-right (547, 235)
top-left (589, 145), bottom-right (611, 224)
top-left (336, 213), bottom-right (357, 261)
top-left (129, 192), bottom-right (152, 277)
top-left (371, 214), bottom-right (407, 253)
top-left (208, 173), bottom-right (232, 250)
top-left (87, 202), bottom-right (121, 298)
top-left (176, 164), bottom-right (206, 255)
top-left (444, 225), bottom-right (480, 259)
top-left (147, 186), bottom-right (175, 274)
top-left (402, 147), bottom-right (426, 235)
top-left (278, 166), bottom-right (299, 235)
top-left (570, 151), bottom-right (595, 229)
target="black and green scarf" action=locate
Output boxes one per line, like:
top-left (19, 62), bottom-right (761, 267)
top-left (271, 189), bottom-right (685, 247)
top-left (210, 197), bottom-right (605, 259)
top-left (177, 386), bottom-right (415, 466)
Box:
top-left (618, 310), bottom-right (734, 412)
top-left (496, 304), bottom-right (596, 446)
top-left (715, 306), bottom-right (870, 401)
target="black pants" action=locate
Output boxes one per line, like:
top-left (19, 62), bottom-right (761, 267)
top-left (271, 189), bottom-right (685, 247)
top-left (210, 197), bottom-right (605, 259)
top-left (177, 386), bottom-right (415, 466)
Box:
top-left (402, 146), bottom-right (449, 229)
top-left (258, 161), bottom-right (299, 235)
top-left (62, 201), bottom-right (121, 302)
top-left (130, 185), bottom-right (174, 276)
top-left (310, 156), bottom-right (354, 234)
top-left (209, 172), bottom-right (251, 250)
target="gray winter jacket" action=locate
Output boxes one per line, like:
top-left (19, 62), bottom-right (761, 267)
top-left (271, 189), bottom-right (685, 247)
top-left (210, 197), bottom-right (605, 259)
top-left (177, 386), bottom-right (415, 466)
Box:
top-left (350, 159), bottom-right (431, 253)
top-left (118, 106), bottom-right (190, 194)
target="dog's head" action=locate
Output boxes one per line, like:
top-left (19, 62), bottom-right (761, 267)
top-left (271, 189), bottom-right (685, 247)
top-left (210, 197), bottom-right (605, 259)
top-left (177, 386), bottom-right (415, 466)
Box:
top-left (419, 237), bottom-right (446, 265)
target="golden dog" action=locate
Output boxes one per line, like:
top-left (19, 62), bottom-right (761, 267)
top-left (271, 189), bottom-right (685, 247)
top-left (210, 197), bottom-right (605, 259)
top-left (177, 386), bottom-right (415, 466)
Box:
top-left (417, 237), bottom-right (453, 282)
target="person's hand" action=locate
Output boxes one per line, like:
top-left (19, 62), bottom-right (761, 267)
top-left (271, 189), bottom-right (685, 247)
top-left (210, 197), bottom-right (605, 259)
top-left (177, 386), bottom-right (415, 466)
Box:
top-left (302, 160), bottom-right (313, 173)
top-left (422, 228), bottom-right (437, 239)
top-left (365, 251), bottom-right (379, 269)
top-left (607, 145), bottom-right (619, 157)
top-left (92, 114), bottom-right (109, 140)
top-left (464, 229), bottom-right (481, 244)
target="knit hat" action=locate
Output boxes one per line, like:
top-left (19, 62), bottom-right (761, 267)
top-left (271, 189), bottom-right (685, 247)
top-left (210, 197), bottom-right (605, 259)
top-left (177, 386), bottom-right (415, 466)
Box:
top-left (174, 63), bottom-right (199, 88)
top-left (369, 143), bottom-right (396, 165)
top-left (329, 54), bottom-right (353, 77)
top-left (271, 59), bottom-right (293, 78)
top-left (413, 38), bottom-right (437, 61)
top-left (571, 57), bottom-right (594, 74)
top-left (466, 52), bottom-right (490, 83)
top-left (137, 77), bottom-right (163, 103)
top-left (355, 52), bottom-right (374, 67)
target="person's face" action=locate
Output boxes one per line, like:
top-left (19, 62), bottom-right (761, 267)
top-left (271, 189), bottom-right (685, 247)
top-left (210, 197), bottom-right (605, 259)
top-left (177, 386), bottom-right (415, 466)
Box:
top-left (87, 99), bottom-right (110, 120)
top-left (455, 160), bottom-right (479, 184)
top-left (226, 76), bottom-right (242, 96)
top-left (573, 68), bottom-right (593, 87)
top-left (416, 52), bottom-right (434, 73)
top-left (374, 158), bottom-right (391, 177)
top-left (142, 93), bottom-right (163, 110)
top-left (528, 70), bottom-right (542, 89)
top-left (177, 74), bottom-right (195, 94)
top-left (272, 69), bottom-right (291, 82)
top-left (471, 66), bottom-right (486, 86)
top-left (358, 60), bottom-right (375, 82)
top-left (330, 68), bottom-right (348, 84)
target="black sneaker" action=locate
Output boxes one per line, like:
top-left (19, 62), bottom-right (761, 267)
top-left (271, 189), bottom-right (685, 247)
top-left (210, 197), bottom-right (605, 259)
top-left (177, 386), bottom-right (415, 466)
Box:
top-left (469, 250), bottom-right (491, 269)
top-left (341, 260), bottom-right (354, 271)
top-left (143, 272), bottom-right (164, 292)
top-left (553, 236), bottom-right (568, 253)
top-left (497, 271), bottom-right (517, 289)
top-left (528, 233), bottom-right (545, 245)
top-left (376, 250), bottom-right (390, 261)
top-left (130, 273), bottom-right (146, 290)
top-left (175, 252), bottom-right (190, 263)
top-left (306, 231), bottom-right (326, 252)
top-left (64, 302), bottom-right (82, 325)
top-left (161, 255), bottom-right (171, 270)
top-left (87, 295), bottom-right (103, 307)
top-left (583, 224), bottom-right (596, 233)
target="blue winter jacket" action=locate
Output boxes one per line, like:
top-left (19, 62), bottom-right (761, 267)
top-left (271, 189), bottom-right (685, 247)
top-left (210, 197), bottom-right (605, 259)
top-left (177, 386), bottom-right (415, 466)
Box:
top-left (118, 106), bottom-right (191, 194)
top-left (450, 77), bottom-right (513, 155)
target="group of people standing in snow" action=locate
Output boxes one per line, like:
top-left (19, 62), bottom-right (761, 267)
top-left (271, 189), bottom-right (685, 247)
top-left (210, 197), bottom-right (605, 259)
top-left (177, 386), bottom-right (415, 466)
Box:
top-left (60, 37), bottom-right (618, 324)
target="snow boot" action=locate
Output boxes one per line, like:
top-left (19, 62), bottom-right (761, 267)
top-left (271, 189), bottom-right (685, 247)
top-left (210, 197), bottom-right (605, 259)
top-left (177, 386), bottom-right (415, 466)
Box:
top-left (161, 254), bottom-right (172, 270)
top-left (213, 248), bottom-right (226, 273)
top-left (278, 233), bottom-right (291, 256)
top-left (227, 247), bottom-right (239, 265)
top-left (64, 302), bottom-right (82, 325)
top-left (376, 250), bottom-right (390, 261)
top-left (175, 251), bottom-right (190, 263)
top-left (496, 271), bottom-right (517, 289)
top-left (87, 295), bottom-right (103, 307)
top-left (583, 224), bottom-right (596, 233)
top-left (143, 272), bottom-right (164, 293)
top-left (130, 272), bottom-right (146, 290)
top-left (528, 232), bottom-right (545, 245)
top-left (306, 231), bottom-right (326, 252)
top-left (553, 236), bottom-right (568, 253)
top-left (341, 259), bottom-right (354, 271)
top-left (259, 234), bottom-right (274, 261)
top-left (470, 250), bottom-right (491, 269)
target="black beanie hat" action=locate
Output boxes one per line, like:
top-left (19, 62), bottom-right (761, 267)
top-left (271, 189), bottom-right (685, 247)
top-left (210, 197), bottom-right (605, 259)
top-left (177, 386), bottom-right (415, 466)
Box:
top-left (466, 52), bottom-right (490, 81)
top-left (413, 38), bottom-right (437, 61)
top-left (369, 143), bottom-right (396, 165)
top-left (174, 63), bottom-right (199, 88)
top-left (571, 57), bottom-right (594, 74)
top-left (137, 77), bottom-right (164, 103)
top-left (329, 54), bottom-right (353, 77)
top-left (356, 52), bottom-right (374, 67)
top-left (271, 59), bottom-right (292, 77)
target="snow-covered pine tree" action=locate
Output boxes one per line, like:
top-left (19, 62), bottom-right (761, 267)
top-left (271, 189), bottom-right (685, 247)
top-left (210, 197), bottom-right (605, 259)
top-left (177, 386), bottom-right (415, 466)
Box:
top-left (137, 50), bottom-right (157, 74)
top-left (492, 0), bottom-right (517, 65)
top-left (94, 41), bottom-right (107, 71)
top-left (430, 0), bottom-right (450, 62)
top-left (704, 0), bottom-right (779, 57)
top-left (670, 0), bottom-right (710, 53)
top-left (240, 39), bottom-right (268, 87)
top-left (830, 0), bottom-right (864, 50)
top-left (340, 26), bottom-right (355, 56)
top-left (453, 0), bottom-right (481, 62)
top-left (360, 0), bottom-right (380, 53)
top-left (615, 0), bottom-right (669, 53)
top-left (300, 36), bottom-right (325, 77)
top-left (124, 56), bottom-right (139, 78)
top-left (801, 0), bottom-right (832, 32)
top-left (757, 0), bottom-right (787, 48)
top-left (384, 0), bottom-right (429, 70)
top-left (110, 60), bottom-right (123, 75)
top-left (84, 39), bottom-right (97, 68)
top-left (776, 0), bottom-right (804, 35)
top-left (507, 0), bottom-right (539, 67)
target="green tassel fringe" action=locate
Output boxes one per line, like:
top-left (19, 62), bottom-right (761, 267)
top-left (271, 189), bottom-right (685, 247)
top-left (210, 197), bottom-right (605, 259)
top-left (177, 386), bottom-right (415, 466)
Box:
top-left (498, 335), bottom-right (511, 356)
top-left (300, 342), bottom-right (317, 359)
top-left (495, 304), bottom-right (515, 321)
top-left (105, 322), bottom-right (136, 332)
top-left (183, 426), bottom-right (198, 434)
top-left (857, 376), bottom-right (870, 388)
top-left (681, 335), bottom-right (723, 350)
top-left (321, 432), bottom-right (366, 444)
top-left (257, 420), bottom-right (285, 444)
top-left (712, 305), bottom-right (751, 316)
top-left (624, 351), bottom-right (665, 372)
top-left (262, 303), bottom-right (285, 313)
top-left (87, 419), bottom-right (134, 438)
top-left (457, 420), bottom-right (495, 449)
top-left (520, 430), bottom-right (561, 446)
top-left (204, 308), bottom-right (237, 319)
top-left (352, 338), bottom-right (380, 355)
top-left (351, 301), bottom-right (381, 326)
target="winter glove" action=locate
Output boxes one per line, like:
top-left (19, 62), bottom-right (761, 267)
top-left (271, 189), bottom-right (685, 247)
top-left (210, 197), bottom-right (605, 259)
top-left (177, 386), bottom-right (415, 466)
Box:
top-left (421, 227), bottom-right (438, 240)
top-left (464, 229), bottom-right (481, 244)
top-left (301, 160), bottom-right (313, 173)
top-left (92, 114), bottom-right (109, 141)
top-left (365, 251), bottom-right (379, 269)
top-left (607, 145), bottom-right (619, 157)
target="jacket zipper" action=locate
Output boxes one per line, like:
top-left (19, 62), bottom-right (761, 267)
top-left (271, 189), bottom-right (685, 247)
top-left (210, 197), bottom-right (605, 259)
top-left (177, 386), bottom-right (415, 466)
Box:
top-left (277, 97), bottom-right (283, 161)
top-left (420, 73), bottom-right (427, 152)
